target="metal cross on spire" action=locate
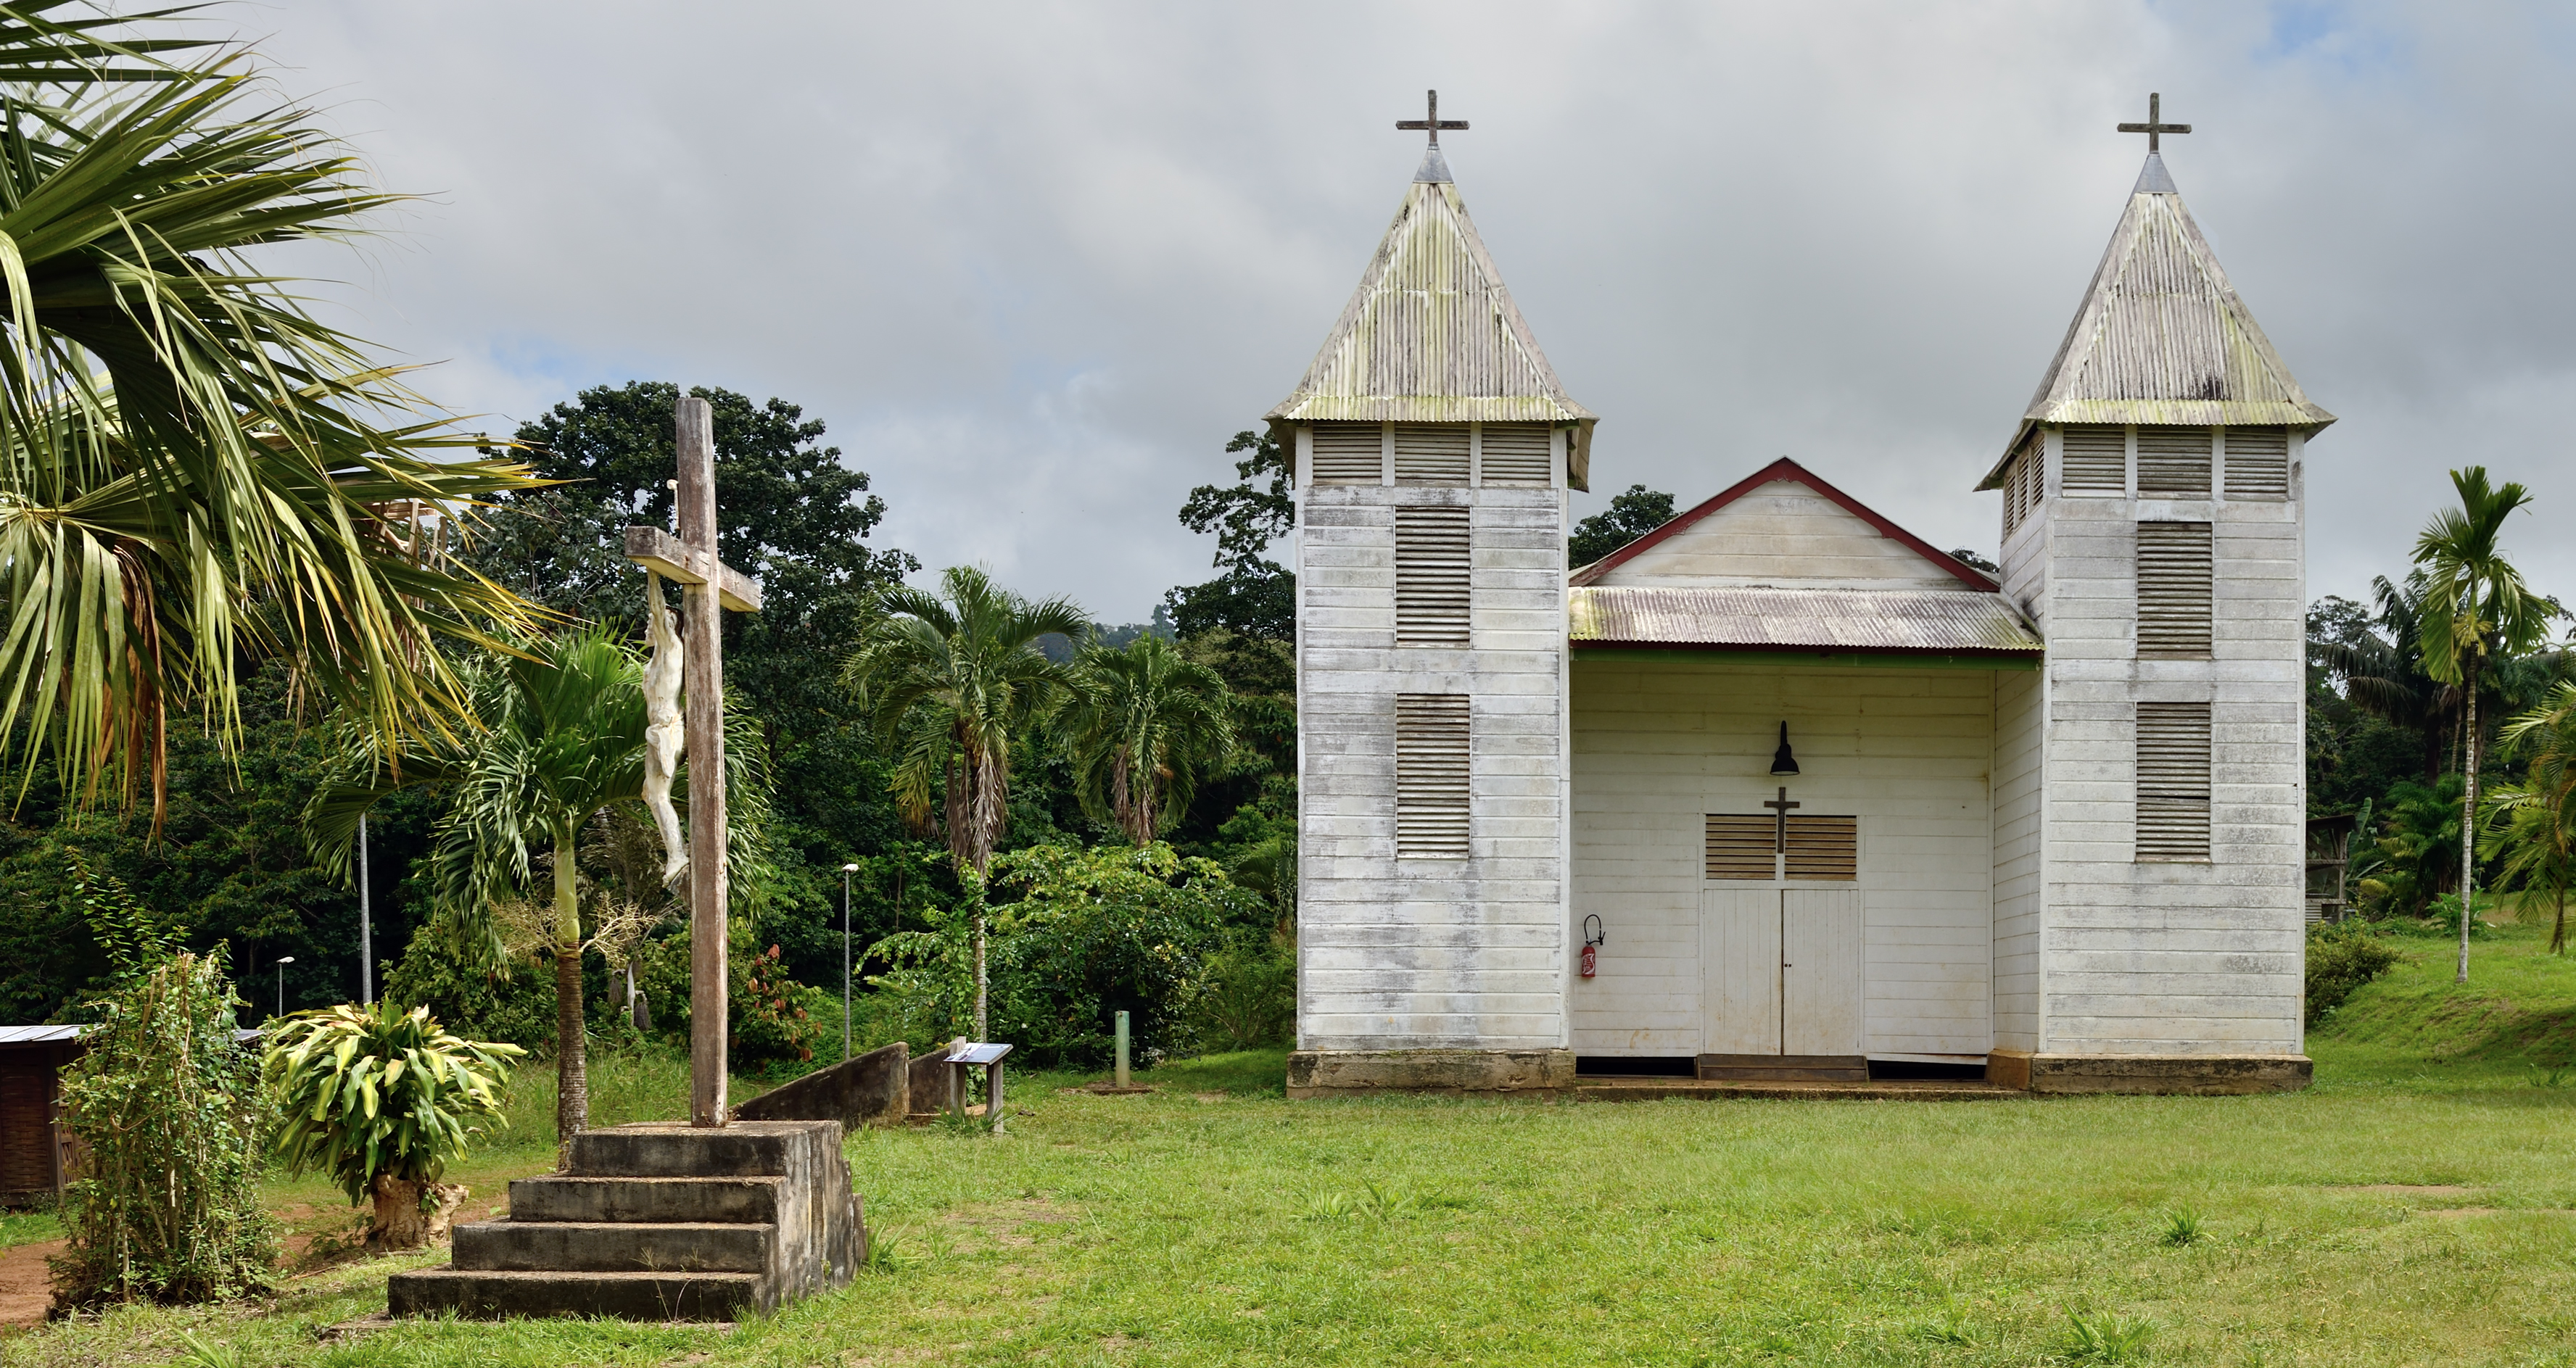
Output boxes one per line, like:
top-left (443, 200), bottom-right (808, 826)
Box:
top-left (2117, 91), bottom-right (2191, 154)
top-left (1397, 88), bottom-right (1467, 147)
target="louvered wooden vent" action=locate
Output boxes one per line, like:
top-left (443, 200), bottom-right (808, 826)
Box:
top-left (1480, 423), bottom-right (1553, 486)
top-left (1786, 815), bottom-right (1858, 881)
top-left (2063, 425), bottom-right (2126, 495)
top-left (1310, 422), bottom-right (1383, 484)
top-left (2137, 701), bottom-right (2212, 861)
top-left (1394, 506), bottom-right (1471, 647)
top-left (1393, 424), bottom-right (1469, 485)
top-left (2004, 439), bottom-right (2043, 535)
top-left (2137, 521), bottom-right (2213, 658)
top-left (1704, 815), bottom-right (1774, 880)
top-left (1396, 693), bottom-right (1470, 859)
top-left (2136, 428), bottom-right (2212, 497)
top-left (2224, 427), bottom-right (2289, 499)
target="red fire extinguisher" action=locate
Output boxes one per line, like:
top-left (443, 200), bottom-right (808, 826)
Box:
top-left (1580, 915), bottom-right (1604, 979)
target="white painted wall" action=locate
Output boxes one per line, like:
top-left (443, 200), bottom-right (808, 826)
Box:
top-left (1598, 480), bottom-right (1971, 591)
top-left (1567, 658), bottom-right (2006, 1059)
top-left (1296, 439), bottom-right (1569, 1050)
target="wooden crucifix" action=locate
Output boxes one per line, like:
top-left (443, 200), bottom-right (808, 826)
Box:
top-left (624, 396), bottom-right (763, 1127)
top-left (2117, 91), bottom-right (2190, 154)
top-left (1764, 787), bottom-right (1801, 854)
top-left (1396, 88), bottom-right (1467, 147)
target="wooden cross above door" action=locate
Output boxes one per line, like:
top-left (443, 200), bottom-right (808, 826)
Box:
top-left (1764, 787), bottom-right (1801, 853)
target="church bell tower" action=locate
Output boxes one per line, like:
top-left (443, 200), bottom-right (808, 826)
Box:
top-left (1274, 94), bottom-right (1595, 1092)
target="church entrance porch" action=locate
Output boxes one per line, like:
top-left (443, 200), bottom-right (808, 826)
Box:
top-left (1701, 887), bottom-right (1866, 1079)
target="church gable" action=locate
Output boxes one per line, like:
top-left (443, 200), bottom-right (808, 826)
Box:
top-left (1574, 458), bottom-right (1994, 592)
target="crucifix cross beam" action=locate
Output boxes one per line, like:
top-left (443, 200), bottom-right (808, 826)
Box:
top-left (1397, 88), bottom-right (1467, 146)
top-left (1764, 786), bottom-right (1801, 853)
top-left (624, 396), bottom-right (763, 1128)
top-left (2117, 91), bottom-right (2190, 154)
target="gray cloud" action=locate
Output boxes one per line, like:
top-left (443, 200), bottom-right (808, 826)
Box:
top-left (255, 1), bottom-right (2576, 621)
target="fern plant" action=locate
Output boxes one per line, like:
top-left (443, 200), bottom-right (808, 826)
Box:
top-left (263, 1001), bottom-right (524, 1248)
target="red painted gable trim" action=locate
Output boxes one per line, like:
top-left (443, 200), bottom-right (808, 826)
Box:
top-left (1568, 457), bottom-right (1999, 592)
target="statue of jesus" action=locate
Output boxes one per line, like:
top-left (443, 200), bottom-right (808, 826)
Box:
top-left (642, 571), bottom-right (689, 889)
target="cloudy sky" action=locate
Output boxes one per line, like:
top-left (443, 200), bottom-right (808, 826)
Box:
top-left (251, 1), bottom-right (2576, 624)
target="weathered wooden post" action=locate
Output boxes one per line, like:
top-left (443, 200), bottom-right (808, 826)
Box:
top-left (1114, 1011), bottom-right (1131, 1089)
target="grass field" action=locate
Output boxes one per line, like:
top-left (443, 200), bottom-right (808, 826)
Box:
top-left (5, 921), bottom-right (2575, 1367)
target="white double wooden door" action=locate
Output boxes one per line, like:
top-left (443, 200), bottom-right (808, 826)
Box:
top-left (1702, 888), bottom-right (1864, 1056)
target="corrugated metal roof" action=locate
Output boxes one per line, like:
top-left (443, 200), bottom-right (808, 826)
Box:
top-left (1984, 152), bottom-right (2332, 488)
top-left (1569, 586), bottom-right (2043, 655)
top-left (1267, 176), bottom-right (1594, 430)
top-left (0, 1024), bottom-right (83, 1044)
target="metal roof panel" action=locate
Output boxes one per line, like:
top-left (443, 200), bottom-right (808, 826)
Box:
top-left (1569, 586), bottom-right (2043, 654)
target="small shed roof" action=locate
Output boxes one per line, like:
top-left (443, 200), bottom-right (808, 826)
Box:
top-left (0, 1025), bottom-right (81, 1045)
top-left (1267, 157), bottom-right (1595, 488)
top-left (1983, 152), bottom-right (2333, 488)
top-left (1570, 586), bottom-right (2042, 657)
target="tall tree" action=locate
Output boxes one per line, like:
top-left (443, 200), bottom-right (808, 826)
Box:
top-left (1569, 484), bottom-right (1676, 567)
top-left (2412, 467), bottom-right (2551, 982)
top-left (308, 629), bottom-right (771, 1148)
top-left (2493, 681), bottom-right (2576, 953)
top-left (1167, 429), bottom-right (1294, 642)
top-left (2316, 576), bottom-right (2456, 783)
top-left (0, 7), bottom-right (540, 823)
top-left (1060, 636), bottom-right (1236, 846)
top-left (842, 566), bottom-right (1087, 1036)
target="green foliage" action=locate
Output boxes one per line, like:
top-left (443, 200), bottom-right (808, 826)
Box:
top-left (50, 953), bottom-right (277, 1307)
top-left (1060, 635), bottom-right (1236, 845)
top-left (632, 924), bottom-right (830, 1074)
top-left (1168, 428), bottom-right (1294, 642)
top-left (262, 1001), bottom-right (524, 1204)
top-left (1569, 484), bottom-right (1676, 568)
top-left (2358, 774), bottom-right (2464, 913)
top-left (378, 928), bottom-right (562, 1052)
top-left (1193, 927), bottom-right (1297, 1052)
top-left (2057, 1309), bottom-right (2156, 1362)
top-left (2305, 921), bottom-right (2403, 1024)
top-left (69, 854), bottom-right (184, 984)
top-left (2158, 1206), bottom-right (2203, 1246)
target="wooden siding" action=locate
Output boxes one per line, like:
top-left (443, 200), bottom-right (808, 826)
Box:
top-left (1569, 659), bottom-right (1995, 1058)
top-left (1298, 476), bottom-right (1568, 1050)
top-left (1991, 668), bottom-right (2044, 1050)
top-left (2015, 426), bottom-right (2307, 1055)
top-left (1596, 479), bottom-right (1973, 591)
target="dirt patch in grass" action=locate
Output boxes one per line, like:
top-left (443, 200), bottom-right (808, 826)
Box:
top-left (2348, 1184), bottom-right (2480, 1195)
top-left (0, 1238), bottom-right (60, 1326)
top-left (938, 1198), bottom-right (1076, 1252)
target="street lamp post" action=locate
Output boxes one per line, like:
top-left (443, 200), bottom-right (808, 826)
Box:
top-left (358, 815), bottom-right (373, 1004)
top-left (841, 863), bottom-right (859, 1064)
top-left (275, 955), bottom-right (295, 1020)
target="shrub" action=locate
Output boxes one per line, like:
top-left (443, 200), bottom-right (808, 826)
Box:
top-left (632, 925), bottom-right (829, 1073)
top-left (49, 953), bottom-right (278, 1309)
top-left (2306, 922), bottom-right (2403, 1024)
top-left (263, 1001), bottom-right (524, 1248)
top-left (1194, 928), bottom-right (1296, 1051)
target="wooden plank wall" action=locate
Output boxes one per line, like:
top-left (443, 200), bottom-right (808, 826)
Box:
top-left (2021, 426), bottom-right (2307, 1056)
top-left (1598, 481), bottom-right (1969, 590)
top-left (1568, 658), bottom-right (1997, 1058)
top-left (1991, 668), bottom-right (2044, 1050)
top-left (1297, 468), bottom-right (1569, 1050)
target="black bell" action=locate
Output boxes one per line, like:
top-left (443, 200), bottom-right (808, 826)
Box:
top-left (1769, 722), bottom-right (1799, 777)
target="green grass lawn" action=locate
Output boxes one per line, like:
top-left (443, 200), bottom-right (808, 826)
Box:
top-left (7, 924), bottom-right (2575, 1367)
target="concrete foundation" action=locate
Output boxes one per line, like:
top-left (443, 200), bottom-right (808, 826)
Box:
top-left (1286, 1048), bottom-right (1576, 1098)
top-left (734, 1042), bottom-right (910, 1129)
top-left (1986, 1049), bottom-right (2311, 1095)
top-left (389, 1121), bottom-right (864, 1321)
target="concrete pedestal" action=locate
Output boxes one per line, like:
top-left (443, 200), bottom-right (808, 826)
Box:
top-left (389, 1121), bottom-right (864, 1321)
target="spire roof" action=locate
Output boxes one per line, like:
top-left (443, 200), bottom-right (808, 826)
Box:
top-left (1267, 170), bottom-right (1595, 484)
top-left (1983, 154), bottom-right (2332, 487)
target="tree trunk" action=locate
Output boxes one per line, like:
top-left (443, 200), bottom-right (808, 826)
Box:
top-left (368, 1174), bottom-right (468, 1251)
top-left (2553, 886), bottom-right (2565, 957)
top-left (2459, 655), bottom-right (2480, 984)
top-left (554, 824), bottom-right (588, 1156)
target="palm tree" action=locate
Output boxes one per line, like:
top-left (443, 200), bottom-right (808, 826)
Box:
top-left (1060, 636), bottom-right (1235, 847)
top-left (2413, 467), bottom-right (2553, 982)
top-left (841, 566), bottom-right (1086, 1037)
top-left (309, 629), bottom-right (772, 1147)
top-left (2494, 682), bottom-right (2576, 954)
top-left (0, 7), bottom-right (540, 825)
top-left (2317, 575), bottom-right (2456, 784)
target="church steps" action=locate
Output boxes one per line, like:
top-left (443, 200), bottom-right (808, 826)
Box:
top-left (450, 1219), bottom-right (773, 1274)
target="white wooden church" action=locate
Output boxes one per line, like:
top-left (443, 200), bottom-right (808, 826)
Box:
top-left (1277, 105), bottom-right (2325, 1096)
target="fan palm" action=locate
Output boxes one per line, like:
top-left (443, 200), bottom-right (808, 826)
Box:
top-left (841, 565), bottom-right (1086, 1037)
top-left (1060, 634), bottom-right (1234, 846)
top-left (2413, 467), bottom-right (2553, 982)
top-left (2494, 682), bottom-right (2576, 954)
top-left (308, 628), bottom-right (772, 1147)
top-left (0, 7), bottom-right (540, 826)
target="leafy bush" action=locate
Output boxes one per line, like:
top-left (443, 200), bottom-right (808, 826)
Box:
top-left (50, 953), bottom-right (278, 1308)
top-left (381, 925), bottom-right (561, 1050)
top-left (2306, 922), bottom-right (2403, 1024)
top-left (1194, 928), bottom-right (1296, 1051)
top-left (632, 924), bottom-right (828, 1073)
top-left (263, 1001), bottom-right (523, 1248)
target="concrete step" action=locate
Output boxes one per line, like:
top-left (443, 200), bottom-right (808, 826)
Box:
top-left (569, 1124), bottom-right (806, 1178)
top-left (389, 1267), bottom-right (768, 1321)
top-left (451, 1220), bottom-right (773, 1274)
top-left (508, 1175), bottom-right (783, 1225)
